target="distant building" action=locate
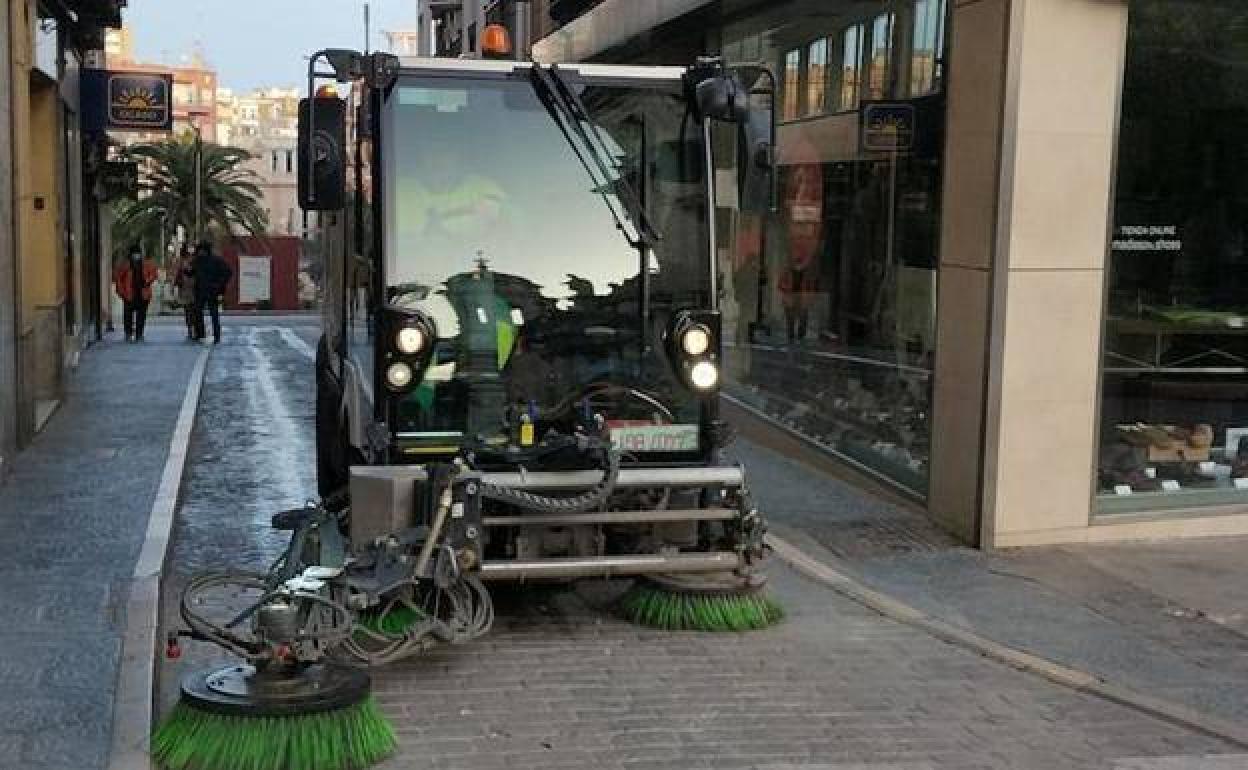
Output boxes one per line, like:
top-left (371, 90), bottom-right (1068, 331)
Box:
top-left (382, 29), bottom-right (423, 56)
top-left (216, 87), bottom-right (301, 236)
top-left (101, 25), bottom-right (298, 237)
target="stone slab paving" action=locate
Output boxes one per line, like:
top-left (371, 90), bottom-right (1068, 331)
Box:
top-left (732, 441), bottom-right (1248, 728)
top-left (0, 324), bottom-right (204, 770)
top-left (155, 320), bottom-right (1244, 769)
top-left (367, 566), bottom-right (1238, 770)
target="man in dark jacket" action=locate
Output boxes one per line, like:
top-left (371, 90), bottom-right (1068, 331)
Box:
top-left (192, 240), bottom-right (232, 343)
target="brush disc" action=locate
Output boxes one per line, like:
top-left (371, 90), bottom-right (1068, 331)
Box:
top-left (647, 572), bottom-right (769, 596)
top-left (620, 572), bottom-right (784, 631)
top-left (180, 664), bottom-right (370, 717)
top-left (154, 666), bottom-right (396, 770)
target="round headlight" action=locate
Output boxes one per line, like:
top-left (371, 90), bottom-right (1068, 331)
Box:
top-left (680, 324), bottom-right (712, 356)
top-left (385, 361), bottom-right (414, 389)
top-left (689, 361), bottom-right (719, 390)
top-left (395, 326), bottom-right (426, 355)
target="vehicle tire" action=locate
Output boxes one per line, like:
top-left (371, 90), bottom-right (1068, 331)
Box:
top-left (316, 336), bottom-right (349, 498)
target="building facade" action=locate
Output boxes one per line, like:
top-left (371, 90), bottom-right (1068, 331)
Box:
top-left (0, 0), bottom-right (123, 480)
top-left (216, 86), bottom-right (301, 237)
top-left (533, 0), bottom-right (1248, 547)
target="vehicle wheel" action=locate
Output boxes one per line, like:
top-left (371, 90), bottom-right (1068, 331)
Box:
top-left (315, 337), bottom-right (348, 498)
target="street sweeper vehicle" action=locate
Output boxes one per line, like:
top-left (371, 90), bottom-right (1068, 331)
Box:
top-left (154, 49), bottom-right (779, 770)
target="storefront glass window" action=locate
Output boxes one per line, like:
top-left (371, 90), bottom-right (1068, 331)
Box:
top-left (782, 48), bottom-right (802, 121)
top-left (807, 38), bottom-right (829, 116)
top-left (840, 25), bottom-right (863, 111)
top-left (867, 13), bottom-right (894, 100)
top-left (1097, 0), bottom-right (1248, 513)
top-left (910, 0), bottom-right (945, 96)
top-left (721, 0), bottom-right (947, 497)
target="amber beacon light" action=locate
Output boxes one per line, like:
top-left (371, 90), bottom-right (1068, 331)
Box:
top-left (481, 24), bottom-right (512, 57)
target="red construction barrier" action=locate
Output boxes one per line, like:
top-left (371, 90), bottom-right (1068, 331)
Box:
top-left (219, 236), bottom-right (303, 311)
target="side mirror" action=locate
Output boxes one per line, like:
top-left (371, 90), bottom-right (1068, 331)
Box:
top-left (731, 65), bottom-right (776, 215)
top-left (298, 96), bottom-right (347, 211)
top-left (694, 74), bottom-right (748, 123)
top-left (686, 59), bottom-right (777, 214)
top-left (738, 106), bottom-right (774, 214)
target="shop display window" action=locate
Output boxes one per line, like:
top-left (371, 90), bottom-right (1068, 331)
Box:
top-left (782, 48), bottom-right (802, 121)
top-left (721, 0), bottom-right (947, 497)
top-left (806, 38), bottom-right (829, 116)
top-left (839, 25), bottom-right (863, 111)
top-left (910, 0), bottom-right (944, 96)
top-left (866, 13), bottom-right (894, 101)
top-left (1097, 0), bottom-right (1248, 513)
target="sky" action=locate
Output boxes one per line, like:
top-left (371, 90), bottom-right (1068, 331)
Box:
top-left (122, 0), bottom-right (419, 93)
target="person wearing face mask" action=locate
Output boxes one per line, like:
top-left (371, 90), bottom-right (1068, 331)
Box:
top-left (113, 244), bottom-right (159, 342)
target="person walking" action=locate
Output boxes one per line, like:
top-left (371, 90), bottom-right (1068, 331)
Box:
top-left (192, 240), bottom-right (232, 344)
top-left (113, 245), bottom-right (159, 342)
top-left (173, 245), bottom-right (198, 341)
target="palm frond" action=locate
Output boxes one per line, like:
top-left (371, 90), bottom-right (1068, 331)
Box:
top-left (111, 137), bottom-right (271, 260)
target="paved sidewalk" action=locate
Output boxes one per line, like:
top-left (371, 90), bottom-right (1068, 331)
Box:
top-left (733, 440), bottom-right (1248, 729)
top-left (0, 325), bottom-right (205, 770)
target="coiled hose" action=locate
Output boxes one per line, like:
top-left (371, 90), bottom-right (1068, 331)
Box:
top-left (180, 571), bottom-right (356, 662)
top-left (334, 576), bottom-right (494, 666)
top-left (479, 445), bottom-right (622, 513)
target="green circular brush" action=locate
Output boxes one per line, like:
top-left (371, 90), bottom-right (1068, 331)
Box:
top-left (620, 574), bottom-right (784, 632)
top-left (357, 603), bottom-right (425, 638)
top-left (152, 664), bottom-right (397, 770)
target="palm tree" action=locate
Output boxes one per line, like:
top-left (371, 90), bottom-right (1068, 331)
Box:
top-left (112, 136), bottom-right (269, 262)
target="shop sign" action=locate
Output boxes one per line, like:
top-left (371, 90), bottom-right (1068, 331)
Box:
top-left (1111, 224), bottom-right (1182, 252)
top-left (83, 70), bottom-right (174, 133)
top-left (97, 161), bottom-right (138, 200)
top-left (238, 256), bottom-right (271, 304)
top-left (862, 104), bottom-right (916, 152)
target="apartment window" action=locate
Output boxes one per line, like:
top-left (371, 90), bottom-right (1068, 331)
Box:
top-left (911, 0), bottom-right (946, 95)
top-left (285, 150), bottom-right (293, 174)
top-left (782, 48), bottom-right (802, 121)
top-left (806, 38), bottom-right (829, 116)
top-left (271, 151), bottom-right (278, 172)
top-left (867, 13), bottom-right (895, 100)
top-left (839, 24), bottom-right (864, 111)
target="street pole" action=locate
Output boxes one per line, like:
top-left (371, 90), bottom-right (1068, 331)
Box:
top-left (193, 122), bottom-right (202, 243)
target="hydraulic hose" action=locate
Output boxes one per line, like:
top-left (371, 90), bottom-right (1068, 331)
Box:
top-left (479, 446), bottom-right (622, 513)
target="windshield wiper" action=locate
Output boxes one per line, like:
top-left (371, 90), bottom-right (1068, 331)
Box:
top-left (528, 64), bottom-right (661, 251)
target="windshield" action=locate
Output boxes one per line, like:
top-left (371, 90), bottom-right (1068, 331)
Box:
top-left (382, 72), bottom-right (711, 449)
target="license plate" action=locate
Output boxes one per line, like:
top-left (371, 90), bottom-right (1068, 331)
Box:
top-left (607, 423), bottom-right (700, 452)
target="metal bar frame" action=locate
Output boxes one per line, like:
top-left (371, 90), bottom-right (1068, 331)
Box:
top-left (350, 465), bottom-right (745, 489)
top-left (478, 551), bottom-right (741, 580)
top-left (483, 508), bottom-right (737, 527)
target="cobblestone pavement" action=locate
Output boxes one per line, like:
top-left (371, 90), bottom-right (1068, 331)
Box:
top-left (730, 443), bottom-right (1248, 727)
top-left (153, 319), bottom-right (1248, 769)
top-left (0, 323), bottom-right (204, 770)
